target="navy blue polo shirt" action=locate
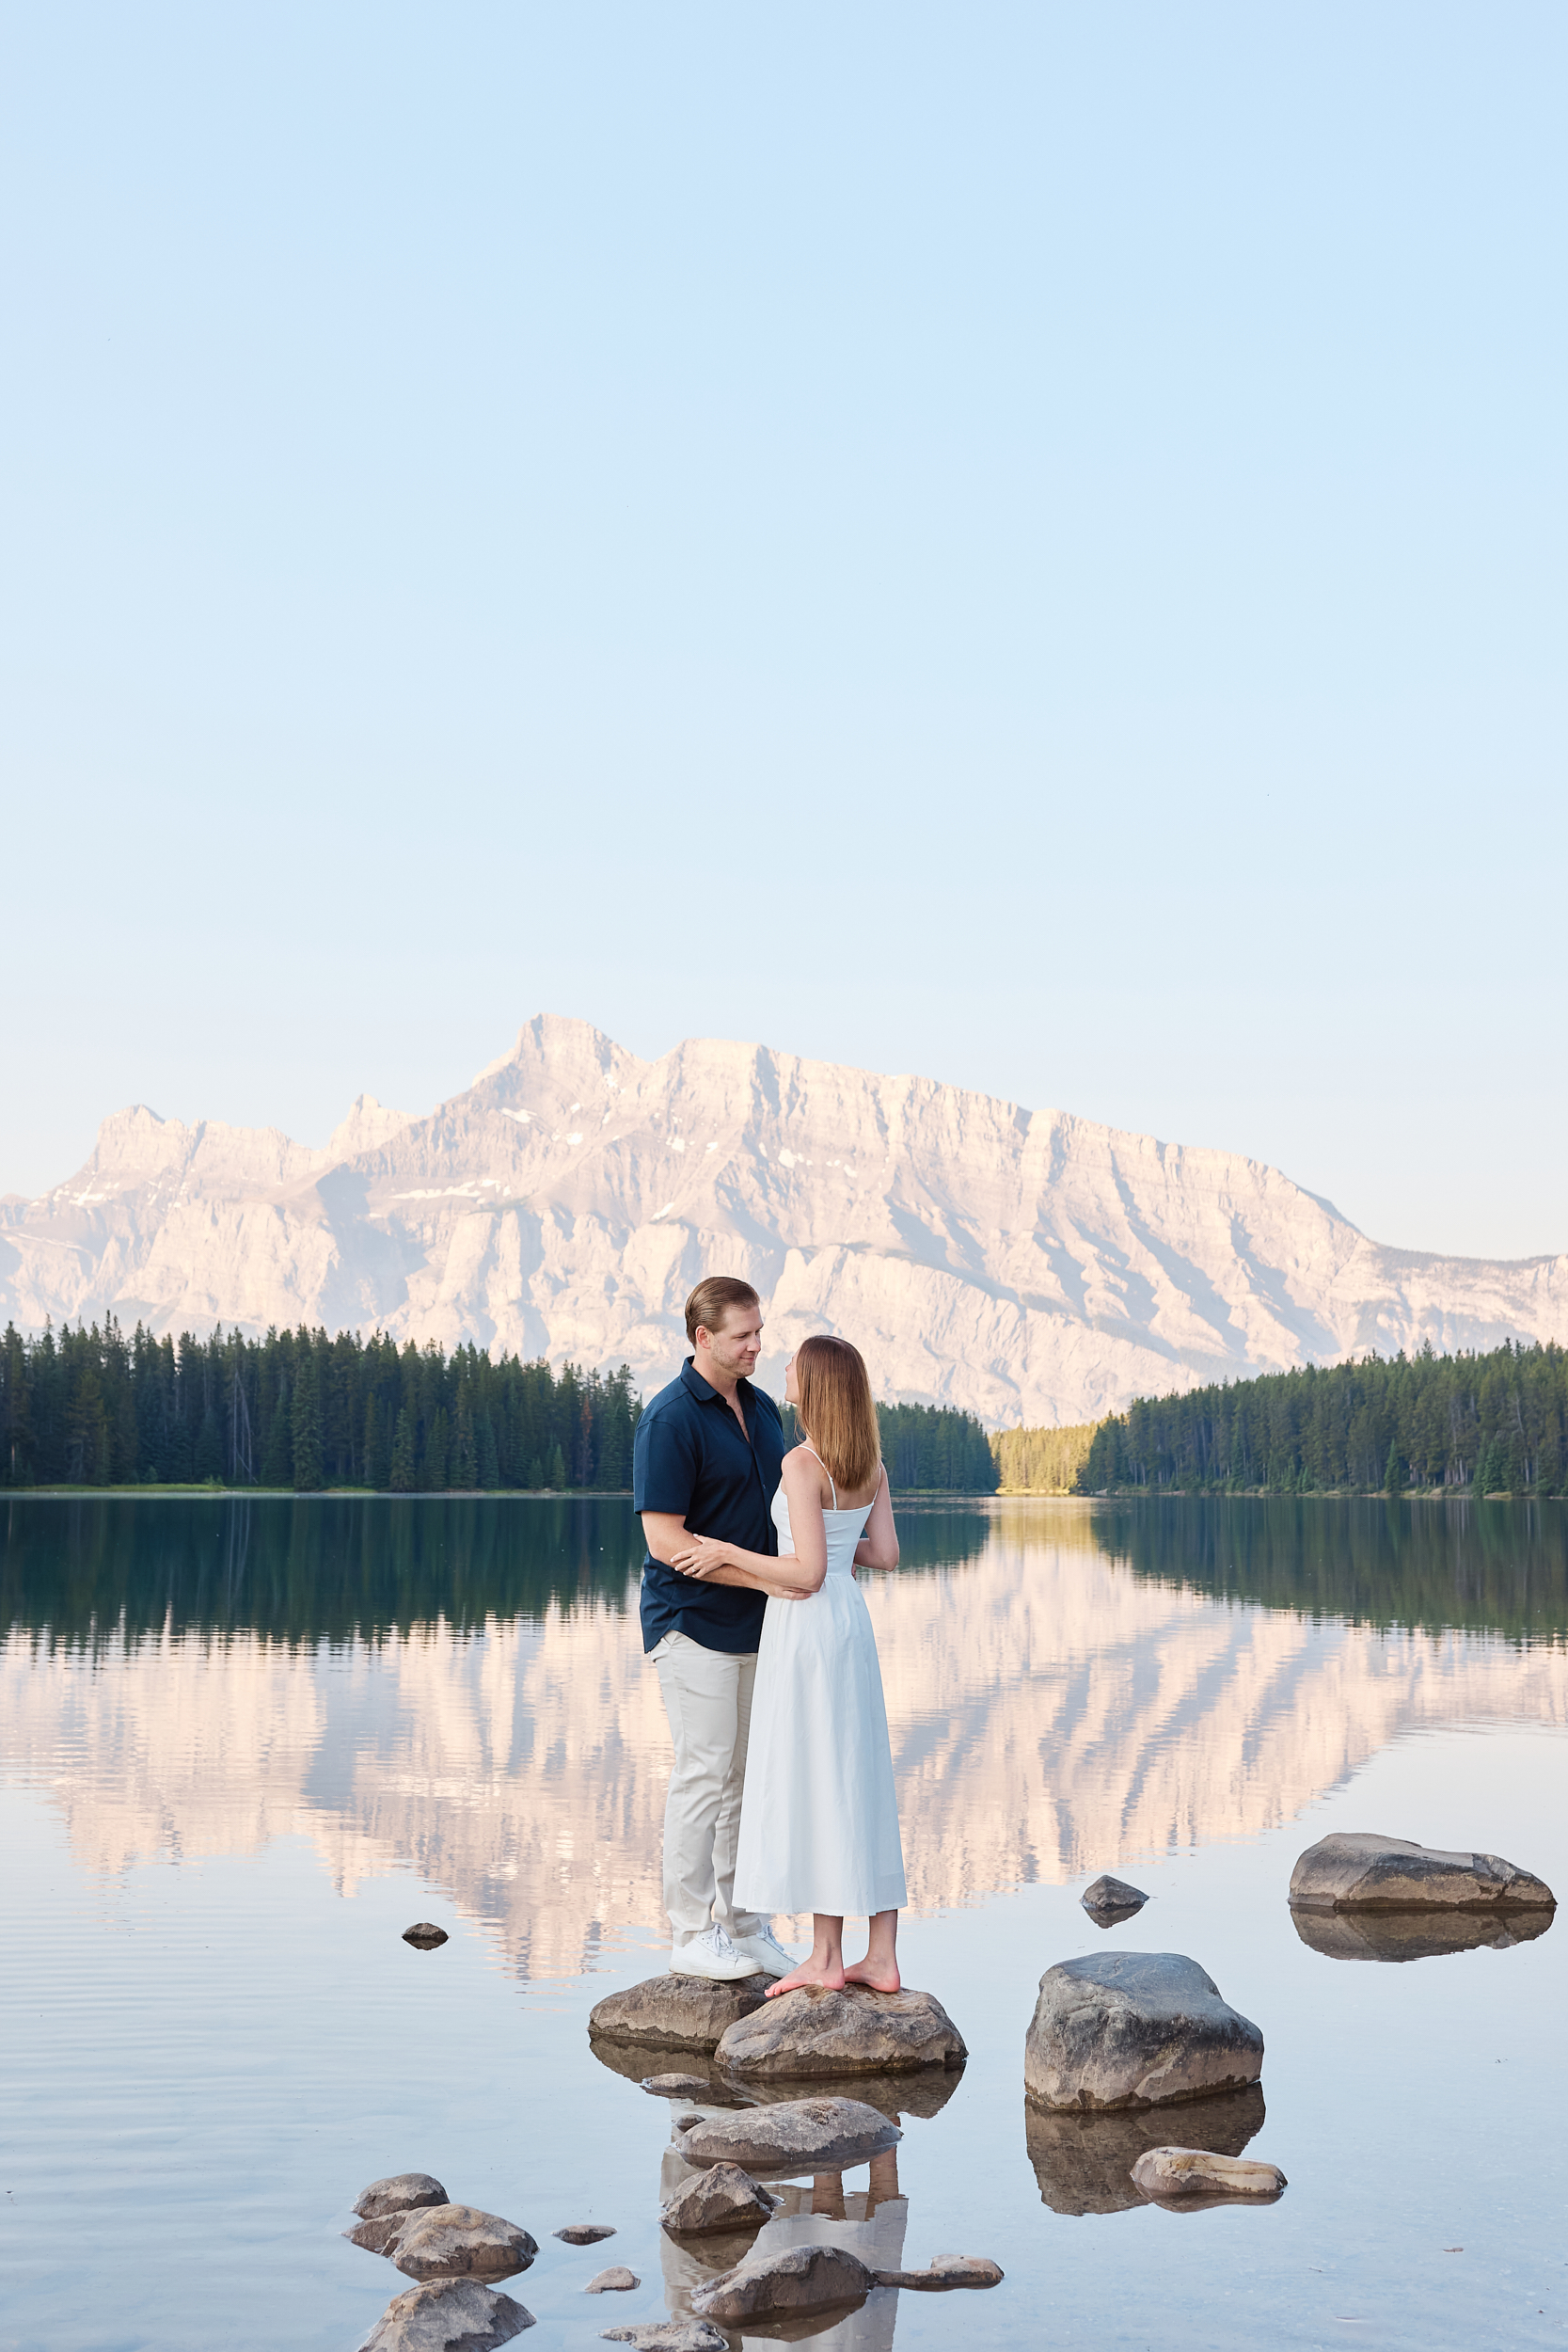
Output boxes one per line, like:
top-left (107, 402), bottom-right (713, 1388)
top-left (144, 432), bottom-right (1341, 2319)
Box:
top-left (633, 1359), bottom-right (784, 1655)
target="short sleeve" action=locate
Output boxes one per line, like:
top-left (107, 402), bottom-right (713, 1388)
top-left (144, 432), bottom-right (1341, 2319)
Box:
top-left (633, 1401), bottom-right (701, 1516)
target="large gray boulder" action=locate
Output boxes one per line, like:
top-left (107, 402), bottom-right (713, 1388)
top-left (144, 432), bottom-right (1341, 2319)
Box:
top-left (689, 2242), bottom-right (875, 2324)
top-left (390, 2206), bottom-right (538, 2283)
top-left (599, 2327), bottom-right (728, 2352)
top-left (1289, 1834), bottom-right (1556, 1914)
top-left (1291, 1903), bottom-right (1555, 1963)
top-left (716, 1985), bottom-right (966, 2078)
top-left (1025, 2083), bottom-right (1266, 2217)
top-left (1024, 1953), bottom-right (1263, 2112)
top-left (1131, 2146), bottom-right (1286, 2202)
top-left (588, 1973), bottom-right (768, 2052)
top-left (357, 2278), bottom-right (534, 2350)
top-left (673, 2095), bottom-right (900, 2172)
top-left (660, 2162), bottom-right (780, 2237)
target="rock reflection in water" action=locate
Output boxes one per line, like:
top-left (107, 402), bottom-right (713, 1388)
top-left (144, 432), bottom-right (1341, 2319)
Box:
top-left (1291, 1905), bottom-right (1557, 1964)
top-left (608, 2044), bottom-right (960, 2352)
top-left (1024, 2083), bottom-right (1267, 2216)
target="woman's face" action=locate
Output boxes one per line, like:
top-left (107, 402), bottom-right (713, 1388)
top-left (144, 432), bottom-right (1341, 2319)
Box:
top-left (784, 1352), bottom-right (800, 1406)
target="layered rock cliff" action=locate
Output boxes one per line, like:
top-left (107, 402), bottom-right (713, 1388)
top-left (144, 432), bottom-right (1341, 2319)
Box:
top-left (3, 1013), bottom-right (1563, 1424)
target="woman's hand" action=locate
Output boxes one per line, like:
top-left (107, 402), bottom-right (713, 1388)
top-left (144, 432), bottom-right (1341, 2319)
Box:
top-left (669, 1534), bottom-right (736, 1580)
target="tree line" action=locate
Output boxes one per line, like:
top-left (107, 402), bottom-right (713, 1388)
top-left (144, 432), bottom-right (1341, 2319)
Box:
top-left (1078, 1339), bottom-right (1568, 1496)
top-left (0, 1319), bottom-right (1000, 1494)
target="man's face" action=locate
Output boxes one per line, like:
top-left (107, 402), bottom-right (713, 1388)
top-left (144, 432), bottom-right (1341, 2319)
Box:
top-left (698, 1303), bottom-right (765, 1382)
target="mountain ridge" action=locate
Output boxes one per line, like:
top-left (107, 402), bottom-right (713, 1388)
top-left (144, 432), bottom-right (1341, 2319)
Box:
top-left (3, 1012), bottom-right (1563, 1425)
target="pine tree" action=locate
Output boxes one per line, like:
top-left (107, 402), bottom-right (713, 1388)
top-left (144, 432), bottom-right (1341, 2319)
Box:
top-left (388, 1406), bottom-right (417, 1493)
top-left (291, 1353), bottom-right (325, 1492)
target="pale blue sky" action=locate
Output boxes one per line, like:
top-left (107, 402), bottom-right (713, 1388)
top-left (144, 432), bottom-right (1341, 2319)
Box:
top-left (4, 4), bottom-right (1563, 1257)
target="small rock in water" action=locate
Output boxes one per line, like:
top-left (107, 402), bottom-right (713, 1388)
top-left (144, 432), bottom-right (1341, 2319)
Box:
top-left (403, 1923), bottom-right (450, 1949)
top-left (660, 2162), bottom-right (780, 2238)
top-left (599, 2326), bottom-right (728, 2352)
top-left (716, 1984), bottom-right (966, 2078)
top-left (356, 2276), bottom-right (534, 2350)
top-left (1289, 1833), bottom-right (1555, 1915)
top-left (356, 2175), bottom-right (451, 2222)
top-left (588, 1972), bottom-right (768, 2052)
top-left (1024, 1952), bottom-right (1263, 2111)
top-left (872, 2255), bottom-right (1004, 2289)
top-left (675, 2094), bottom-right (900, 2171)
top-left (391, 2206), bottom-right (538, 2282)
top-left (584, 2266), bottom-right (641, 2293)
top-left (554, 2222), bottom-right (617, 2245)
top-left (1131, 2146), bottom-right (1287, 2201)
top-left (689, 2242), bottom-right (876, 2323)
top-left (641, 2073), bottom-right (711, 2097)
top-left (1081, 1874), bottom-right (1148, 1922)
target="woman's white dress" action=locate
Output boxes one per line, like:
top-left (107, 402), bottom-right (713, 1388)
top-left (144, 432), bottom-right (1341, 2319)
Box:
top-left (733, 1464), bottom-right (907, 1917)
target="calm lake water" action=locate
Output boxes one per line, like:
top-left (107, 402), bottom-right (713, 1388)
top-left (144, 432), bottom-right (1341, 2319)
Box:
top-left (3, 1494), bottom-right (1567, 2351)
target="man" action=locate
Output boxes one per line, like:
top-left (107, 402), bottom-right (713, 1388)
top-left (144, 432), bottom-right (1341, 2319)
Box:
top-left (634, 1274), bottom-right (794, 1980)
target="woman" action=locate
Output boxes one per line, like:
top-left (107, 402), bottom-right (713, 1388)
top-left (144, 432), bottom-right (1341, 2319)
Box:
top-left (669, 1333), bottom-right (906, 1996)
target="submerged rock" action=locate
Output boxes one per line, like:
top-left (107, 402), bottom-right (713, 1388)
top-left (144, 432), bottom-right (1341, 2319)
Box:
top-left (689, 2241), bottom-right (875, 2323)
top-left (404, 1923), bottom-right (450, 1949)
top-left (716, 1984), bottom-right (966, 2078)
top-left (1024, 1952), bottom-right (1263, 2112)
top-left (1026, 2083), bottom-right (1266, 2217)
top-left (1291, 1903), bottom-right (1555, 1963)
top-left (554, 2223), bottom-right (616, 2245)
top-left (391, 2206), bottom-right (538, 2282)
top-left (1081, 1875), bottom-right (1148, 1923)
top-left (674, 2094), bottom-right (900, 2172)
top-left (599, 2326), bottom-right (728, 2351)
top-left (1289, 1834), bottom-right (1556, 1915)
top-left (873, 2255), bottom-right (1004, 2289)
top-left (660, 2162), bottom-right (780, 2237)
top-left (357, 2277), bottom-right (534, 2350)
top-left (584, 2267), bottom-right (641, 2293)
top-left (588, 1973), bottom-right (768, 2052)
top-left (1131, 2146), bottom-right (1286, 2202)
top-left (641, 2073), bottom-right (712, 2097)
top-left (727, 2062), bottom-right (963, 2125)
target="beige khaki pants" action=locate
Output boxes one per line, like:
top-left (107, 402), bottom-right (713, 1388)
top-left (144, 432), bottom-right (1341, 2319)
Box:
top-left (652, 1630), bottom-right (764, 1947)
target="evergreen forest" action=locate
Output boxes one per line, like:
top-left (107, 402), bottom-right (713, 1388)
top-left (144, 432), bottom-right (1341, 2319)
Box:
top-left (1079, 1339), bottom-right (1568, 1496)
top-left (0, 1319), bottom-right (999, 1494)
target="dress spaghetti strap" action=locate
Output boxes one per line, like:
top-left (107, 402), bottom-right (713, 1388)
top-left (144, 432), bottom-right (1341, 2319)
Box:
top-left (800, 1442), bottom-right (838, 1510)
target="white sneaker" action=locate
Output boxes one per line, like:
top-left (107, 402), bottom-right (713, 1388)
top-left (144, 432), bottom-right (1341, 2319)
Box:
top-left (727, 1926), bottom-right (797, 1979)
top-left (670, 1925), bottom-right (760, 1981)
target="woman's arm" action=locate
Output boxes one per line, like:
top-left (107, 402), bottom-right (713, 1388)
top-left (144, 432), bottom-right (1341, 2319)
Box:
top-left (669, 1448), bottom-right (831, 1595)
top-left (850, 1465), bottom-right (899, 1572)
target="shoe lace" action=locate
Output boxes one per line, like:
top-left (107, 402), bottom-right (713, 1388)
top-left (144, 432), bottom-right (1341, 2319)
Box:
top-left (709, 1924), bottom-right (738, 1958)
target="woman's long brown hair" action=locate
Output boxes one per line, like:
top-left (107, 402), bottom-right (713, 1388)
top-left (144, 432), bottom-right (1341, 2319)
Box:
top-left (794, 1334), bottom-right (881, 1496)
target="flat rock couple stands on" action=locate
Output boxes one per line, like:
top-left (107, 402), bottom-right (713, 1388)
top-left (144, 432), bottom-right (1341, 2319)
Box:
top-left (633, 1275), bottom-right (907, 1997)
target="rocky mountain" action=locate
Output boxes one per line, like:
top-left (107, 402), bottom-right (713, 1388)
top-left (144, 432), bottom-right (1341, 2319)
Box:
top-left (3, 1012), bottom-right (1564, 1424)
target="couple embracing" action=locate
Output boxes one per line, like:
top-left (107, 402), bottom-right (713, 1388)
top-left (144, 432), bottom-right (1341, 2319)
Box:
top-left (633, 1275), bottom-right (906, 1998)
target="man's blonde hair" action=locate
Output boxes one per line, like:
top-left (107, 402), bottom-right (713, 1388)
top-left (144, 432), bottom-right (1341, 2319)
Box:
top-left (685, 1276), bottom-right (761, 1347)
top-left (795, 1334), bottom-right (880, 1494)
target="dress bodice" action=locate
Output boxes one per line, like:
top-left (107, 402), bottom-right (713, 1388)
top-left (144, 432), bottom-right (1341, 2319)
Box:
top-left (771, 1462), bottom-right (878, 1579)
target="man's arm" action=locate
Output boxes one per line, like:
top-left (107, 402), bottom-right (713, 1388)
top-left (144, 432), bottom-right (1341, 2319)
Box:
top-left (641, 1511), bottom-right (692, 1566)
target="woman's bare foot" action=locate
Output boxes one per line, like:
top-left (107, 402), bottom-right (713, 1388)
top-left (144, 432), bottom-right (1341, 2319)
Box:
top-left (766, 1958), bottom-right (847, 1998)
top-left (843, 1958), bottom-right (901, 1993)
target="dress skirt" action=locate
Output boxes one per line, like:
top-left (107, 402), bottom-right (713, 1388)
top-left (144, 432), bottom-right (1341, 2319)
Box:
top-left (733, 1569), bottom-right (907, 1918)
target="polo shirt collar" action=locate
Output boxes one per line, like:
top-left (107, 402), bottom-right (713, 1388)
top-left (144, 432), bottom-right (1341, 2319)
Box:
top-left (681, 1357), bottom-right (754, 1413)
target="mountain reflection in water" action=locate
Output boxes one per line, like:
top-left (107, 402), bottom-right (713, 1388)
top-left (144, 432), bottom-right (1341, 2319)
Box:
top-left (2, 1495), bottom-right (1564, 1984)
